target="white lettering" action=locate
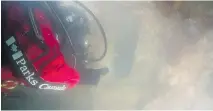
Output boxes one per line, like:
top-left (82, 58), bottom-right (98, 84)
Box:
top-left (25, 72), bottom-right (38, 86)
top-left (9, 37), bottom-right (39, 86)
top-left (16, 57), bottom-right (38, 86)
top-left (23, 70), bottom-right (31, 76)
top-left (20, 66), bottom-right (27, 73)
top-left (39, 84), bottom-right (66, 91)
top-left (31, 80), bottom-right (38, 86)
top-left (16, 58), bottom-right (26, 65)
top-left (26, 73), bottom-right (34, 82)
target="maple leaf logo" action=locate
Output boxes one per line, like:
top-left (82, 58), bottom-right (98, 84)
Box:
top-left (11, 44), bottom-right (18, 52)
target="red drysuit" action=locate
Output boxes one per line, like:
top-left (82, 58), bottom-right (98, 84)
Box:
top-left (2, 3), bottom-right (80, 91)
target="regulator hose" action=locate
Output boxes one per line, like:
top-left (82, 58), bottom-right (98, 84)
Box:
top-left (73, 1), bottom-right (107, 62)
top-left (47, 1), bottom-right (107, 63)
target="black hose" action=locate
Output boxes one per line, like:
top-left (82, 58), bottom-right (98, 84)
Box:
top-left (73, 1), bottom-right (107, 62)
top-left (43, 1), bottom-right (107, 63)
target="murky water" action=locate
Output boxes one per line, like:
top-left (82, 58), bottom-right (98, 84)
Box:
top-left (85, 1), bottom-right (213, 110)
